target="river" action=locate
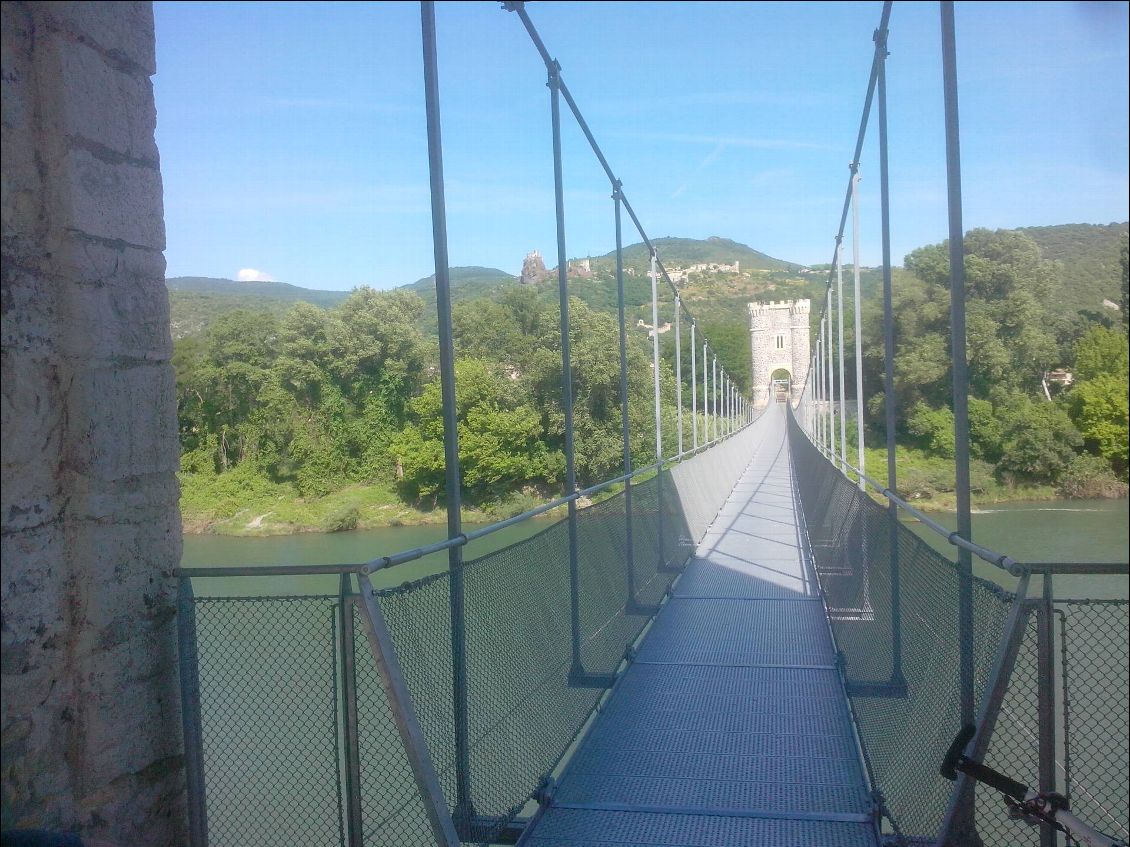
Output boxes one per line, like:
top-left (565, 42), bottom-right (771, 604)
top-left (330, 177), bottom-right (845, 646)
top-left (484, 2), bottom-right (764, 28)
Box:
top-left (180, 516), bottom-right (552, 595)
top-left (903, 498), bottom-right (1129, 599)
top-left (180, 497), bottom-right (1128, 597)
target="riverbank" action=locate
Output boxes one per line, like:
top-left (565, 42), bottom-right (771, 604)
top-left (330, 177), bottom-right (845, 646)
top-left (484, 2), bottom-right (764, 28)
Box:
top-left (856, 445), bottom-right (1127, 513)
top-left (178, 469), bottom-right (551, 536)
top-left (180, 460), bottom-right (1124, 536)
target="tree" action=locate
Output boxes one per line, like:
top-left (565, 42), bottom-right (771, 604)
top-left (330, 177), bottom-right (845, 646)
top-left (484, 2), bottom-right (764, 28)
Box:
top-left (1121, 233), bottom-right (1128, 333)
top-left (333, 287), bottom-right (427, 399)
top-left (452, 300), bottom-right (531, 363)
top-left (1073, 325), bottom-right (1129, 382)
top-left (906, 403), bottom-right (955, 458)
top-left (1068, 374), bottom-right (1129, 479)
top-left (392, 358), bottom-right (564, 502)
top-left (901, 228), bottom-right (1060, 404)
top-left (995, 400), bottom-right (1082, 484)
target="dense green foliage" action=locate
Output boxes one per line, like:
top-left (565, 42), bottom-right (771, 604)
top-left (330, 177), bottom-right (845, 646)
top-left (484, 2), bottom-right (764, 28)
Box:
top-left (854, 228), bottom-right (1128, 492)
top-left (173, 229), bottom-right (1128, 532)
top-left (175, 284), bottom-right (684, 520)
top-left (176, 288), bottom-right (428, 497)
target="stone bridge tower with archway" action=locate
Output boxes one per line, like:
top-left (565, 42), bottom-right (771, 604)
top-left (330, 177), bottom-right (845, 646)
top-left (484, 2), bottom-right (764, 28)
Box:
top-left (749, 299), bottom-right (810, 408)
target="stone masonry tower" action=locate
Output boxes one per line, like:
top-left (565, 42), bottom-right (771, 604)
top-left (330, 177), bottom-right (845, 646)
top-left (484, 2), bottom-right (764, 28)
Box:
top-left (749, 299), bottom-right (810, 408)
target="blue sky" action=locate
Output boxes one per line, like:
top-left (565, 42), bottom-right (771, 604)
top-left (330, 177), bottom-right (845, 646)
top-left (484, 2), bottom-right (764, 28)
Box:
top-left (153, 1), bottom-right (1129, 290)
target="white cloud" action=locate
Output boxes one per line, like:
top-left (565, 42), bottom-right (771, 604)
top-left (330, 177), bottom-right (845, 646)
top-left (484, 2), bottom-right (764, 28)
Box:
top-left (237, 268), bottom-right (276, 282)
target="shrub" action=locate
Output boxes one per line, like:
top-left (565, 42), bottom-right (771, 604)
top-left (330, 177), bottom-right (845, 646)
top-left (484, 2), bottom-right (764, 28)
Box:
top-left (324, 505), bottom-right (361, 533)
top-left (1056, 454), bottom-right (1129, 499)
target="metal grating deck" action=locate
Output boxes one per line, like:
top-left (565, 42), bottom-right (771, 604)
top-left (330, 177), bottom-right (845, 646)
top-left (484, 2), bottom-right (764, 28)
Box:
top-left (519, 408), bottom-right (879, 846)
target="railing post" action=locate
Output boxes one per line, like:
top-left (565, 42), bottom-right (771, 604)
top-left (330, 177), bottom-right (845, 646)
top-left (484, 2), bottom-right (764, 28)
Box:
top-left (727, 377), bottom-right (732, 434)
top-left (876, 19), bottom-right (904, 688)
top-left (850, 168), bottom-right (866, 489)
top-left (719, 371), bottom-right (724, 435)
top-left (675, 297), bottom-right (683, 456)
top-left (649, 248), bottom-right (662, 461)
top-left (177, 577), bottom-right (209, 847)
top-left (338, 576), bottom-right (364, 847)
top-left (939, 574), bottom-right (1033, 847)
top-left (691, 322), bottom-right (698, 449)
top-left (816, 333), bottom-right (823, 447)
top-left (420, 3), bottom-right (474, 827)
top-left (712, 355), bottom-right (718, 443)
top-left (649, 248), bottom-right (668, 571)
top-left (720, 372), bottom-right (725, 435)
top-left (703, 342), bottom-right (709, 442)
top-left (723, 374), bottom-right (732, 433)
top-left (938, 5), bottom-right (980, 841)
top-left (1037, 574), bottom-right (1058, 847)
top-left (614, 183), bottom-right (651, 616)
top-left (940, 0), bottom-right (976, 733)
top-left (835, 237), bottom-right (848, 474)
top-left (824, 295), bottom-right (835, 464)
top-left (546, 59), bottom-right (586, 683)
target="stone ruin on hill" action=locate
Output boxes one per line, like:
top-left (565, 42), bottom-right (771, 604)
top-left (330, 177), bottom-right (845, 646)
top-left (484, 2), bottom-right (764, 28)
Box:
top-left (520, 249), bottom-right (550, 284)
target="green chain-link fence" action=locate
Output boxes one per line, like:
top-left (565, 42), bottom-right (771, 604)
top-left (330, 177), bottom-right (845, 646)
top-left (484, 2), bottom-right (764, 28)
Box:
top-left (787, 410), bottom-right (1129, 846)
top-left (184, 422), bottom-right (764, 846)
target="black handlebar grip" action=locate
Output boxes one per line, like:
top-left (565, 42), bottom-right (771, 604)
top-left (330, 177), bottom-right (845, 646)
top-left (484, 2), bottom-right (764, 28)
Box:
top-left (960, 760), bottom-right (1031, 802)
top-left (940, 724), bottom-right (977, 780)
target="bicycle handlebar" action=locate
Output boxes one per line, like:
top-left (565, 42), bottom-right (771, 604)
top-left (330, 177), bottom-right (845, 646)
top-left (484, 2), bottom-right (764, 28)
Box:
top-left (940, 726), bottom-right (1126, 847)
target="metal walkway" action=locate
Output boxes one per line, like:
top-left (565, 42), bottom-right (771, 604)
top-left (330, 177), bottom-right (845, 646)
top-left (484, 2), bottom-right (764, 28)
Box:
top-left (521, 408), bottom-right (878, 847)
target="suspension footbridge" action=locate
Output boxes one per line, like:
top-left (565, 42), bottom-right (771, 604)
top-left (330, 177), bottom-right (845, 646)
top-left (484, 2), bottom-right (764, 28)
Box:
top-left (173, 3), bottom-right (1129, 847)
top-left (523, 408), bottom-right (877, 847)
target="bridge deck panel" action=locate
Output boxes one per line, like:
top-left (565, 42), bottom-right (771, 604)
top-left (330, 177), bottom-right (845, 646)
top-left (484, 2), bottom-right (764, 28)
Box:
top-left (520, 408), bottom-right (878, 847)
top-left (632, 599), bottom-right (834, 666)
top-left (523, 809), bottom-right (876, 847)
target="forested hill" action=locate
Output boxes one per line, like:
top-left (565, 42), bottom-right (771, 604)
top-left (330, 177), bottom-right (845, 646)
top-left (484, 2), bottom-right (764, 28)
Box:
top-left (401, 266), bottom-right (517, 308)
top-left (167, 277), bottom-right (350, 338)
top-left (168, 276), bottom-right (351, 306)
top-left (596, 236), bottom-right (800, 273)
top-left (166, 267), bottom-right (514, 338)
top-left (1019, 223), bottom-right (1128, 315)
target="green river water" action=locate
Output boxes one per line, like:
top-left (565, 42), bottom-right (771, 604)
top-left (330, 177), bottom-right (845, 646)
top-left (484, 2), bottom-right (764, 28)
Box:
top-left (181, 498), bottom-right (1128, 597)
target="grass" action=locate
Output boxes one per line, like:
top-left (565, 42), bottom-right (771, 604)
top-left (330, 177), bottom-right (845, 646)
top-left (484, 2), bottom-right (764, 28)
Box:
top-left (179, 470), bottom-right (512, 536)
top-left (181, 442), bottom-right (1084, 536)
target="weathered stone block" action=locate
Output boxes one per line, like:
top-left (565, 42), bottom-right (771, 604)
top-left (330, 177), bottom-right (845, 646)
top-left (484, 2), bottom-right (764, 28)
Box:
top-left (78, 755), bottom-right (185, 845)
top-left (57, 147), bottom-right (165, 249)
top-left (36, 1), bottom-right (156, 76)
top-left (1, 265), bottom-right (59, 354)
top-left (65, 362), bottom-right (178, 482)
top-left (70, 473), bottom-right (180, 526)
top-left (37, 31), bottom-right (160, 165)
top-left (2, 697), bottom-right (78, 829)
top-left (3, 3), bottom-right (182, 838)
top-left (64, 518), bottom-right (178, 636)
top-left (0, 522), bottom-right (62, 603)
top-left (80, 629), bottom-right (180, 773)
top-left (1, 5), bottom-right (43, 258)
top-left (53, 234), bottom-right (171, 361)
top-left (1, 351), bottom-right (65, 532)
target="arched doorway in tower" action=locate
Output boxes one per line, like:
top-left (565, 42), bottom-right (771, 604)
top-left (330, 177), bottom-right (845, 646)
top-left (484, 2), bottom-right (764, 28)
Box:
top-left (770, 368), bottom-right (792, 403)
